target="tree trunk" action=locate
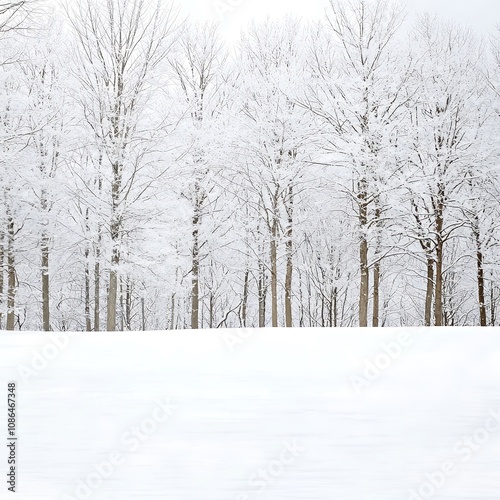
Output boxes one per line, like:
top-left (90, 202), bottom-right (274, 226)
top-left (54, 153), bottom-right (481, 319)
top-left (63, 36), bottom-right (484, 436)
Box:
top-left (320, 294), bottom-right (325, 327)
top-left (270, 217), bottom-right (278, 328)
top-left (207, 292), bottom-right (213, 328)
top-left (241, 268), bottom-right (249, 327)
top-left (372, 261), bottom-right (380, 327)
top-left (170, 293), bottom-right (176, 330)
top-left (94, 236), bottom-right (101, 332)
top-left (434, 192), bottom-right (444, 327)
top-left (258, 259), bottom-right (266, 327)
top-left (141, 297), bottom-right (146, 331)
top-left (371, 206), bottom-right (382, 327)
top-left (40, 235), bottom-right (50, 331)
top-left (106, 254), bottom-right (119, 331)
top-left (83, 206), bottom-right (92, 331)
top-left (358, 179), bottom-right (369, 327)
top-left (284, 186), bottom-right (293, 327)
top-left (424, 256), bottom-right (434, 326)
top-left (106, 66), bottom-right (125, 332)
top-left (119, 277), bottom-right (124, 331)
top-left (474, 227), bottom-right (487, 326)
top-left (84, 246), bottom-right (92, 332)
top-left (191, 206), bottom-right (200, 330)
top-left (333, 286), bottom-right (338, 328)
top-left (40, 188), bottom-right (50, 331)
top-left (298, 268), bottom-right (304, 327)
top-left (359, 238), bottom-right (369, 327)
top-left (411, 200), bottom-right (435, 327)
top-left (106, 162), bottom-right (121, 331)
top-left (435, 242), bottom-right (443, 326)
top-left (125, 277), bottom-right (132, 330)
top-left (6, 218), bottom-right (16, 331)
top-left (94, 174), bottom-right (102, 332)
top-left (328, 290), bottom-right (333, 327)
top-left (490, 272), bottom-right (496, 327)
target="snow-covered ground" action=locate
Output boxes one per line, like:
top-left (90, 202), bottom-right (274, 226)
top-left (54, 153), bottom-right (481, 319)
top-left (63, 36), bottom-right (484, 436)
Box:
top-left (1, 327), bottom-right (500, 499)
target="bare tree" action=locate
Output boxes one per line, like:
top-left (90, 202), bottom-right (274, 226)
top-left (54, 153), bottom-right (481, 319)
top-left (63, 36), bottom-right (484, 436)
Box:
top-left (405, 16), bottom-right (490, 326)
top-left (302, 0), bottom-right (407, 326)
top-left (234, 18), bottom-right (311, 327)
top-left (68, 0), bottom-right (180, 331)
top-left (170, 22), bottom-right (227, 330)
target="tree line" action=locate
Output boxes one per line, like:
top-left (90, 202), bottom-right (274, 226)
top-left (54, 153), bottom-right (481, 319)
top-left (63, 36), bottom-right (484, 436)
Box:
top-left (1, 0), bottom-right (500, 331)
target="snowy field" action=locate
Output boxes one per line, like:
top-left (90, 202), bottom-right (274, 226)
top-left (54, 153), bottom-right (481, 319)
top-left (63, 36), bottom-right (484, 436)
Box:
top-left (1, 328), bottom-right (500, 499)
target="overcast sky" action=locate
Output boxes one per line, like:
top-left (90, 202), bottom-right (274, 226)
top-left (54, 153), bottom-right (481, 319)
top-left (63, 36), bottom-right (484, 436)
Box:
top-left (178, 0), bottom-right (500, 42)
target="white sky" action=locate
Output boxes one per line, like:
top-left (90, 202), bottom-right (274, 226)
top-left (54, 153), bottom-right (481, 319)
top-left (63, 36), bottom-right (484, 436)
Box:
top-left (178, 0), bottom-right (500, 42)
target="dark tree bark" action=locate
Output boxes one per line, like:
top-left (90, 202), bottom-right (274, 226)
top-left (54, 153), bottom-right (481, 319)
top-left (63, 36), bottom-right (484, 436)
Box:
top-left (358, 179), bottom-right (369, 327)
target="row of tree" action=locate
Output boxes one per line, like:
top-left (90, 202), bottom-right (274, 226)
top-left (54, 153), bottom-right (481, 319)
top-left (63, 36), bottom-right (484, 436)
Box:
top-left (1, 0), bottom-right (500, 331)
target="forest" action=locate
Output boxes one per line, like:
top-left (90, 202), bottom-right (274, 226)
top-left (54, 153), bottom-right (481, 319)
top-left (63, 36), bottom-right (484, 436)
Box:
top-left (1, 0), bottom-right (500, 331)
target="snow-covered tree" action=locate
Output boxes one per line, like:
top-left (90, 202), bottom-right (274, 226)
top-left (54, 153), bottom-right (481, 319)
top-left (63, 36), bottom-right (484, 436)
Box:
top-left (68, 0), bottom-right (180, 330)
